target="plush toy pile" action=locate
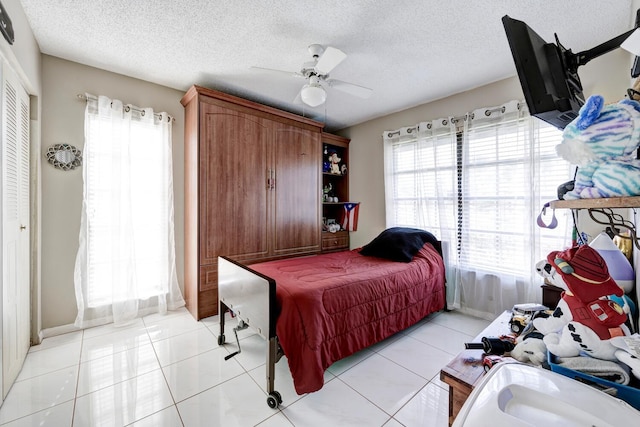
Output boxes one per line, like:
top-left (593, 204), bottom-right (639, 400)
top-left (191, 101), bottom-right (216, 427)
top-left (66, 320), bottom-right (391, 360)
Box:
top-left (555, 94), bottom-right (640, 199)
top-left (511, 93), bottom-right (640, 383)
top-left (510, 243), bottom-right (640, 385)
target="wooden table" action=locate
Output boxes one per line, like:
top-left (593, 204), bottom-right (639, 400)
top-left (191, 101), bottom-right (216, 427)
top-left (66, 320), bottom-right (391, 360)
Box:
top-left (439, 311), bottom-right (513, 426)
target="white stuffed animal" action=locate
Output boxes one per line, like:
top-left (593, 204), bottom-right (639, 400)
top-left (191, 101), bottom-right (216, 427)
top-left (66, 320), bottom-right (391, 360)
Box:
top-left (615, 348), bottom-right (640, 381)
top-left (532, 299), bottom-right (573, 335)
top-left (544, 321), bottom-right (630, 361)
top-left (511, 329), bottom-right (548, 365)
top-left (533, 259), bottom-right (572, 335)
top-left (541, 245), bottom-right (629, 361)
top-left (328, 151), bottom-right (341, 174)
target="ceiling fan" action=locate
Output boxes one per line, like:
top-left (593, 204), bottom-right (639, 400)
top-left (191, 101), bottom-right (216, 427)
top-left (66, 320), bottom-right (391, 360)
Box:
top-left (251, 44), bottom-right (373, 108)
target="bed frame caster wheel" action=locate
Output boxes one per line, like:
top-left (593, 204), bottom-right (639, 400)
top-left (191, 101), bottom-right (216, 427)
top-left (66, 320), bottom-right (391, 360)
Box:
top-left (217, 334), bottom-right (225, 345)
top-left (267, 391), bottom-right (282, 409)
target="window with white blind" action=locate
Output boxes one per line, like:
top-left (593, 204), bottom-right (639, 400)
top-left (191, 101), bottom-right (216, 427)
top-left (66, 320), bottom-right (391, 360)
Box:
top-left (386, 130), bottom-right (458, 235)
top-left (460, 118), bottom-right (571, 276)
top-left (384, 104), bottom-right (573, 316)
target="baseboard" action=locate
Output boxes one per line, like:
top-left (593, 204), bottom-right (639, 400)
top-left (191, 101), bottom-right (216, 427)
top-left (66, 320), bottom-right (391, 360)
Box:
top-left (40, 323), bottom-right (82, 339)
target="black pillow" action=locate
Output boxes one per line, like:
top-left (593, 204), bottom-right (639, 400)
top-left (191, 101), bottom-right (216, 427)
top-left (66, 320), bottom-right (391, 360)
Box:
top-left (359, 227), bottom-right (438, 262)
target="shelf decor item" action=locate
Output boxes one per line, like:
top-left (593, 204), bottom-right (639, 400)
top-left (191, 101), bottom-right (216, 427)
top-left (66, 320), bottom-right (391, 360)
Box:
top-left (328, 150), bottom-right (341, 174)
top-left (322, 183), bottom-right (332, 202)
top-left (340, 202), bottom-right (360, 231)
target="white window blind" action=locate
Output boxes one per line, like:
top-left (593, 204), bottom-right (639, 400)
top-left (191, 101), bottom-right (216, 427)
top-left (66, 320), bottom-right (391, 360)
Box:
top-left (460, 117), bottom-right (570, 276)
top-left (388, 133), bottom-right (458, 231)
top-left (384, 121), bottom-right (459, 241)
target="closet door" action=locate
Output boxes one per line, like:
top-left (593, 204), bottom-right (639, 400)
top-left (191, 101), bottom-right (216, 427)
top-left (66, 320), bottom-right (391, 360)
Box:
top-left (272, 126), bottom-right (321, 256)
top-left (1, 61), bottom-right (30, 398)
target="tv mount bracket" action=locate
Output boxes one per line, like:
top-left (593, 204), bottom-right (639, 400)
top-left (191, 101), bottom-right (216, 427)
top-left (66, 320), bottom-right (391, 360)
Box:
top-left (561, 8), bottom-right (640, 76)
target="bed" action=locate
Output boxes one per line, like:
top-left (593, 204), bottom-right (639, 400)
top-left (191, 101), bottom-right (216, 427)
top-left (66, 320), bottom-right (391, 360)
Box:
top-left (217, 227), bottom-right (446, 408)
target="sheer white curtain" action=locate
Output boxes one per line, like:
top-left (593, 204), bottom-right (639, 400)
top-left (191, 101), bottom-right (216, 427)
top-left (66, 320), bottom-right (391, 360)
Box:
top-left (458, 101), bottom-right (571, 318)
top-left (383, 119), bottom-right (461, 308)
top-left (74, 94), bottom-right (185, 328)
top-left (384, 101), bottom-right (572, 319)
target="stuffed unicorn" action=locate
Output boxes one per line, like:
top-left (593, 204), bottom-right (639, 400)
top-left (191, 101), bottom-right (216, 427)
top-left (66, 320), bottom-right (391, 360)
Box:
top-left (556, 95), bottom-right (640, 199)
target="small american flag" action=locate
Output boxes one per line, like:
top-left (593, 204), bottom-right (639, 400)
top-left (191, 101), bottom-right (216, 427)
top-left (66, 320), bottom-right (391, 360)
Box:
top-left (341, 203), bottom-right (360, 231)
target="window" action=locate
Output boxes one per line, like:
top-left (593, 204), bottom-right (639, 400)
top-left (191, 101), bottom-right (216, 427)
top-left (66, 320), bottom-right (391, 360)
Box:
top-left (460, 116), bottom-right (570, 276)
top-left (384, 102), bottom-right (572, 317)
top-left (85, 116), bottom-right (170, 305)
top-left (74, 94), bottom-right (184, 327)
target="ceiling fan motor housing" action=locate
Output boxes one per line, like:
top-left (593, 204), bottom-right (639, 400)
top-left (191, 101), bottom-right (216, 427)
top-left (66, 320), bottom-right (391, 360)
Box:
top-left (302, 63), bottom-right (325, 79)
top-left (308, 44), bottom-right (325, 59)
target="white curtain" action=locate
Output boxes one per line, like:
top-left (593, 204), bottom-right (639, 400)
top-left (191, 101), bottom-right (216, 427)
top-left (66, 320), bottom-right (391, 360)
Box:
top-left (383, 118), bottom-right (461, 308)
top-left (74, 94), bottom-right (185, 328)
top-left (384, 101), bottom-right (572, 319)
top-left (457, 102), bottom-right (571, 318)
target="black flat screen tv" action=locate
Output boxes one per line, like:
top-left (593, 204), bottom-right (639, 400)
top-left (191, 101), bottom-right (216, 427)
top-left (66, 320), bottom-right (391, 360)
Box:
top-left (502, 15), bottom-right (585, 130)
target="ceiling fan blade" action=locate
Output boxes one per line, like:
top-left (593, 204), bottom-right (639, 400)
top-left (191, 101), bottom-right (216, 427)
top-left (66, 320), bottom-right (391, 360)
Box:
top-left (314, 46), bottom-right (347, 75)
top-left (250, 66), bottom-right (304, 78)
top-left (328, 79), bottom-right (373, 99)
top-left (293, 90), bottom-right (302, 104)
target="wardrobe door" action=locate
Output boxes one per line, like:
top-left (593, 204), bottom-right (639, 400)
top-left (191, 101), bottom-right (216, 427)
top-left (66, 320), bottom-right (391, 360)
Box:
top-left (271, 126), bottom-right (321, 257)
top-left (199, 102), bottom-right (271, 266)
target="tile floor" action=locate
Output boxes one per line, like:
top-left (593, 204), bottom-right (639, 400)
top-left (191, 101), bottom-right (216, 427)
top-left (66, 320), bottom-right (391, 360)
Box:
top-left (0, 308), bottom-right (490, 426)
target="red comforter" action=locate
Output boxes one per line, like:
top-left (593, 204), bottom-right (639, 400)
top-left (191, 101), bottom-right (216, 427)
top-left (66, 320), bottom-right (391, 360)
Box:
top-left (249, 243), bottom-right (445, 394)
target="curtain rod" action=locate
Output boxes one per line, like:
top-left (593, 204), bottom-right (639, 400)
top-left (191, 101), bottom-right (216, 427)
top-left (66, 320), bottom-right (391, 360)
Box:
top-left (76, 93), bottom-right (174, 122)
top-left (385, 103), bottom-right (523, 138)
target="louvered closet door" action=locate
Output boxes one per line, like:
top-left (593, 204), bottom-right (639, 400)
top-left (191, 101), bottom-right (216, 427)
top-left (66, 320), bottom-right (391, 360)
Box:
top-left (1, 61), bottom-right (30, 399)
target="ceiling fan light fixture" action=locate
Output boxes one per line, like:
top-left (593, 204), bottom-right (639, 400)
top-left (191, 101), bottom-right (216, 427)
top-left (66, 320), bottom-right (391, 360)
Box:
top-left (300, 84), bottom-right (326, 107)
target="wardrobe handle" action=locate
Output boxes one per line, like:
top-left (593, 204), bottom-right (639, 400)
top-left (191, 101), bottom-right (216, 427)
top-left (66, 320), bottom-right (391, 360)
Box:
top-left (267, 169), bottom-right (276, 190)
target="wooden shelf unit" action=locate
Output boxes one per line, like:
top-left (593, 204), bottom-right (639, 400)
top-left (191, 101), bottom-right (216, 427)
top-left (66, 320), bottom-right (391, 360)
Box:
top-left (549, 196), bottom-right (640, 249)
top-left (321, 133), bottom-right (352, 253)
top-left (549, 196), bottom-right (640, 209)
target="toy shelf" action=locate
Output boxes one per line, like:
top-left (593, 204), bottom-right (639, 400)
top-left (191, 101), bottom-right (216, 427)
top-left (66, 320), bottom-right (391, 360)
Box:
top-left (549, 196), bottom-right (640, 249)
top-left (549, 196), bottom-right (640, 209)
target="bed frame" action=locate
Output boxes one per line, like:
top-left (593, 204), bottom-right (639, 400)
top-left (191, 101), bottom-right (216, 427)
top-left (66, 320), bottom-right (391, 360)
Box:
top-left (217, 241), bottom-right (446, 409)
top-left (217, 256), bottom-right (284, 408)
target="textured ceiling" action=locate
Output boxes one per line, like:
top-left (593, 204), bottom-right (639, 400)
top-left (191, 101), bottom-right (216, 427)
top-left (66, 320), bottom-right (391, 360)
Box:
top-left (19, 0), bottom-right (635, 131)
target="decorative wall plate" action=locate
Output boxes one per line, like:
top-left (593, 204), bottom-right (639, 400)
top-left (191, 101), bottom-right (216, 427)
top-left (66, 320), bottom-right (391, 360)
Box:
top-left (46, 143), bottom-right (82, 170)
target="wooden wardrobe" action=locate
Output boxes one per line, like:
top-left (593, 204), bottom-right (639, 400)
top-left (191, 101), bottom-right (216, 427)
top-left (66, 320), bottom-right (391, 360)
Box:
top-left (181, 86), bottom-right (325, 319)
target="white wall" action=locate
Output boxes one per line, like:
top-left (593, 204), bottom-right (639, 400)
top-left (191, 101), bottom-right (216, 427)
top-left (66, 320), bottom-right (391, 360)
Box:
top-left (341, 49), bottom-right (632, 249)
top-left (1, 0), bottom-right (41, 92)
top-left (40, 56), bottom-right (184, 330)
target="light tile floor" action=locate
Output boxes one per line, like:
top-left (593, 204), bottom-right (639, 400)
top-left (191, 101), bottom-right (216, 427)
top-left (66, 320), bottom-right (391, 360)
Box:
top-left (0, 308), bottom-right (490, 426)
